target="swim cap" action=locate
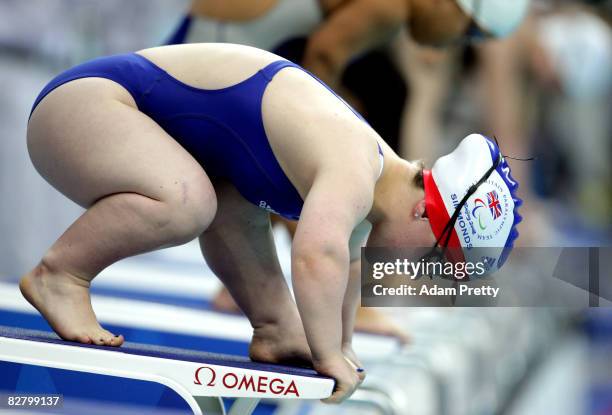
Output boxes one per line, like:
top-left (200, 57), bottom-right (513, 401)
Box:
top-left (423, 134), bottom-right (522, 274)
top-left (455, 0), bottom-right (530, 38)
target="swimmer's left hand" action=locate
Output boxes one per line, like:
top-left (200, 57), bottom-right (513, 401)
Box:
top-left (316, 354), bottom-right (362, 404)
top-left (342, 343), bottom-right (365, 382)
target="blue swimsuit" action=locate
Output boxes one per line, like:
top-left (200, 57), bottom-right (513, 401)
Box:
top-left (31, 53), bottom-right (381, 220)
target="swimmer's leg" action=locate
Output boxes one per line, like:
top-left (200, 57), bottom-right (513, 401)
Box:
top-left (199, 182), bottom-right (311, 366)
top-left (21, 78), bottom-right (217, 346)
top-left (210, 214), bottom-right (297, 314)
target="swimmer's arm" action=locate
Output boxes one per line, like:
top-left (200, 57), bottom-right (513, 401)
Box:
top-left (303, 0), bottom-right (407, 87)
top-left (292, 172), bottom-right (373, 364)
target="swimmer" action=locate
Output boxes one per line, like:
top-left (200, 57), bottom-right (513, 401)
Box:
top-left (168, 0), bottom-right (531, 340)
top-left (21, 43), bottom-right (521, 402)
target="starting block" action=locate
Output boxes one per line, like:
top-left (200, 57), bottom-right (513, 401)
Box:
top-left (0, 326), bottom-right (334, 415)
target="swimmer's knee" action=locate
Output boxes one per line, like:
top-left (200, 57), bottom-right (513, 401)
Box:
top-left (165, 206), bottom-right (217, 245)
top-left (89, 192), bottom-right (211, 247)
top-left (160, 181), bottom-right (217, 245)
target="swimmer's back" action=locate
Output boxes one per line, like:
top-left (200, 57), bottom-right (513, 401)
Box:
top-left (138, 43), bottom-right (382, 198)
top-left (136, 43), bottom-right (283, 91)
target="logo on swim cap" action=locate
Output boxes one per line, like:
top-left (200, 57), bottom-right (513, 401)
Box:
top-left (467, 182), bottom-right (511, 242)
top-left (483, 191), bottom-right (502, 220)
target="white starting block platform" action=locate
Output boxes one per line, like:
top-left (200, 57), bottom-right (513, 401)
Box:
top-left (0, 326), bottom-right (334, 415)
top-left (0, 281), bottom-right (401, 361)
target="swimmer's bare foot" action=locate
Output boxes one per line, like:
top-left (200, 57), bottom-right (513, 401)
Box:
top-left (211, 287), bottom-right (242, 314)
top-left (249, 321), bottom-right (312, 367)
top-left (19, 262), bottom-right (124, 347)
top-left (355, 307), bottom-right (410, 344)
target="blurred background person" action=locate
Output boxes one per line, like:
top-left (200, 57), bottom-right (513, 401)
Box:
top-left (165, 0), bottom-right (530, 158)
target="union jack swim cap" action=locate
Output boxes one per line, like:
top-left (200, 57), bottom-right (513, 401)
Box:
top-left (423, 134), bottom-right (522, 274)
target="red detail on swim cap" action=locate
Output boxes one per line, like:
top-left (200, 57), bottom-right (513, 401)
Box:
top-left (423, 169), bottom-right (464, 263)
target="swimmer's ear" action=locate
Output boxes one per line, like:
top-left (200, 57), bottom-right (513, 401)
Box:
top-left (412, 199), bottom-right (428, 221)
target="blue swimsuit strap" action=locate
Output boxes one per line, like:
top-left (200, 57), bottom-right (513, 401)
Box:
top-left (259, 60), bottom-right (299, 81)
